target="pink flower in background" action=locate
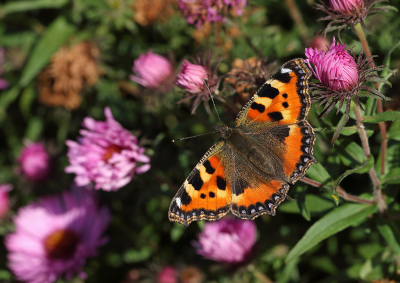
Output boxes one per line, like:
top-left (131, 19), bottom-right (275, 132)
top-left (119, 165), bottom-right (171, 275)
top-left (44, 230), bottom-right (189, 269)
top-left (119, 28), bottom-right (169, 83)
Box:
top-left (179, 0), bottom-right (247, 29)
top-left (310, 36), bottom-right (330, 52)
top-left (330, 0), bottom-right (363, 14)
top-left (157, 266), bottom-right (177, 283)
top-left (0, 48), bottom-right (8, 90)
top-left (193, 218), bottom-right (256, 265)
top-left (130, 50), bottom-right (173, 89)
top-left (0, 184), bottom-right (12, 218)
top-left (65, 107), bottom-right (150, 191)
top-left (5, 186), bottom-right (110, 283)
top-left (305, 37), bottom-right (358, 91)
top-left (18, 142), bottom-right (51, 182)
top-left (176, 60), bottom-right (208, 94)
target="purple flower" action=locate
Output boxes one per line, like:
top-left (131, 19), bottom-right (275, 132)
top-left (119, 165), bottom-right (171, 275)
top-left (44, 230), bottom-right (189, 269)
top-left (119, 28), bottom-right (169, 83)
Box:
top-left (330, 0), bottom-right (363, 14)
top-left (176, 60), bottom-right (208, 94)
top-left (178, 0), bottom-right (246, 29)
top-left (5, 186), bottom-right (111, 283)
top-left (18, 142), bottom-right (51, 182)
top-left (305, 36), bottom-right (358, 92)
top-left (130, 50), bottom-right (173, 89)
top-left (0, 48), bottom-right (8, 90)
top-left (0, 184), bottom-right (12, 218)
top-left (65, 107), bottom-right (150, 191)
top-left (157, 266), bottom-right (177, 283)
top-left (193, 218), bottom-right (256, 265)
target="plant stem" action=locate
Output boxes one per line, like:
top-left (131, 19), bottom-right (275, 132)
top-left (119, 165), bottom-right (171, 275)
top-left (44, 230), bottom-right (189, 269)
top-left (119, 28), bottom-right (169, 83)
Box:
top-left (353, 102), bottom-right (387, 212)
top-left (247, 264), bottom-right (274, 283)
top-left (354, 23), bottom-right (387, 175)
top-left (284, 0), bottom-right (310, 44)
top-left (301, 177), bottom-right (375, 205)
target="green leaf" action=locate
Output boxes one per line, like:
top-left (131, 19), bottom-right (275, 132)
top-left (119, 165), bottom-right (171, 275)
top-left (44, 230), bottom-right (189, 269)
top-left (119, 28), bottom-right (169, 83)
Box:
top-left (331, 110), bottom-right (350, 145)
top-left (24, 117), bottom-right (43, 142)
top-left (337, 142), bottom-right (366, 167)
top-left (0, 0), bottom-right (68, 16)
top-left (305, 162), bottom-right (332, 187)
top-left (365, 97), bottom-right (376, 117)
top-left (279, 194), bottom-right (336, 215)
top-left (19, 16), bottom-right (75, 88)
top-left (170, 222), bottom-right (186, 242)
top-left (381, 168), bottom-right (400, 185)
top-left (366, 76), bottom-right (392, 87)
top-left (19, 86), bottom-right (37, 120)
top-left (377, 218), bottom-right (400, 258)
top-left (295, 185), bottom-right (310, 221)
top-left (381, 40), bottom-right (400, 80)
top-left (387, 121), bottom-right (400, 141)
top-left (363, 111), bottom-right (400, 123)
top-left (123, 247), bottom-right (151, 263)
top-left (0, 86), bottom-right (20, 125)
top-left (333, 156), bottom-right (374, 192)
top-left (286, 203), bottom-right (377, 262)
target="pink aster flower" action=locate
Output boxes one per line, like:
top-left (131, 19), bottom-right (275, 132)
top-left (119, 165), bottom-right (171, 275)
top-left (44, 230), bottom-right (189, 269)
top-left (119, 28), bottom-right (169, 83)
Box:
top-left (176, 60), bottom-right (208, 94)
top-left (5, 186), bottom-right (111, 283)
top-left (0, 184), bottom-right (12, 218)
top-left (17, 142), bottom-right (52, 182)
top-left (305, 36), bottom-right (358, 92)
top-left (330, 0), bottom-right (363, 14)
top-left (0, 47), bottom-right (8, 90)
top-left (130, 50), bottom-right (174, 90)
top-left (179, 0), bottom-right (246, 29)
top-left (65, 107), bottom-right (150, 191)
top-left (157, 266), bottom-right (177, 283)
top-left (193, 218), bottom-right (256, 265)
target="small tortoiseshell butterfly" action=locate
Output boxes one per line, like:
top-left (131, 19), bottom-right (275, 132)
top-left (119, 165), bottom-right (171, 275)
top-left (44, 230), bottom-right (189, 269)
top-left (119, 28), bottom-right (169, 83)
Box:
top-left (169, 58), bottom-right (317, 226)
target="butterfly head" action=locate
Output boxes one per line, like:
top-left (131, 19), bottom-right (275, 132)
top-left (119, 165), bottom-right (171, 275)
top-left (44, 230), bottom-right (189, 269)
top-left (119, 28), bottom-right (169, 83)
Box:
top-left (213, 124), bottom-right (231, 138)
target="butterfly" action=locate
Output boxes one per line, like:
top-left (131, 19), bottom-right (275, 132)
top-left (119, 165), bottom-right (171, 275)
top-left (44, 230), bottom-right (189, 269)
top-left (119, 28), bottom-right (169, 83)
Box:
top-left (169, 58), bottom-right (317, 226)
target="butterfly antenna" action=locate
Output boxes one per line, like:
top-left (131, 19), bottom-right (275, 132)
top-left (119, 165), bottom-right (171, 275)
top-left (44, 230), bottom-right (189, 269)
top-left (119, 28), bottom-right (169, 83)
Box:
top-left (172, 131), bottom-right (218, 142)
top-left (204, 79), bottom-right (222, 125)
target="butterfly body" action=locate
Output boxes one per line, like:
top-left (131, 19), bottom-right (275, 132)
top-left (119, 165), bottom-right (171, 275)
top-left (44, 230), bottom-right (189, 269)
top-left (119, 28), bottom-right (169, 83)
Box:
top-left (170, 58), bottom-right (317, 226)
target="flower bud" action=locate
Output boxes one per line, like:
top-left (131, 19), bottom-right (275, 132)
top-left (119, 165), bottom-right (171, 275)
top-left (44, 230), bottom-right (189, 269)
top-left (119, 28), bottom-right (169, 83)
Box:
top-left (176, 60), bottom-right (208, 94)
top-left (305, 37), bottom-right (358, 91)
top-left (130, 50), bottom-right (173, 89)
top-left (0, 184), bottom-right (12, 218)
top-left (18, 142), bottom-right (51, 182)
top-left (330, 0), bottom-right (363, 14)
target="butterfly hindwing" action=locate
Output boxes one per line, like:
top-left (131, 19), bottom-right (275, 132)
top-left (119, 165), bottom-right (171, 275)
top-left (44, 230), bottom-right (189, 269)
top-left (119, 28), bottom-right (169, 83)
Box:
top-left (168, 141), bottom-right (232, 226)
top-left (235, 58), bottom-right (312, 128)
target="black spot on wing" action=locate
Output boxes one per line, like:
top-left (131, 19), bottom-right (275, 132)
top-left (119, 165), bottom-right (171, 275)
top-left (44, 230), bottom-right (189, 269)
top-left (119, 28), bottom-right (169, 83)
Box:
top-left (273, 71), bottom-right (291, 83)
top-left (209, 192), bottom-right (215, 198)
top-left (268, 112), bottom-right (284, 122)
top-left (258, 84), bottom-right (279, 99)
top-left (216, 176), bottom-right (226, 191)
top-left (250, 102), bottom-right (265, 113)
top-left (181, 190), bottom-right (192, 205)
top-left (200, 193), bottom-right (206, 199)
top-left (203, 160), bottom-right (215, 175)
top-left (189, 170), bottom-right (203, 191)
top-left (282, 93), bottom-right (288, 99)
top-left (282, 102), bottom-right (289, 108)
top-left (233, 177), bottom-right (248, 196)
top-left (271, 126), bottom-right (290, 142)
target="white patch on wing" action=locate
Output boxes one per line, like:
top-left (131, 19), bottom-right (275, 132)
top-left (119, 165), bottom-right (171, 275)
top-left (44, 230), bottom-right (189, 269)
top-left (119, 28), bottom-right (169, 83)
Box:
top-left (176, 197), bottom-right (182, 208)
top-left (281, 67), bottom-right (292, 73)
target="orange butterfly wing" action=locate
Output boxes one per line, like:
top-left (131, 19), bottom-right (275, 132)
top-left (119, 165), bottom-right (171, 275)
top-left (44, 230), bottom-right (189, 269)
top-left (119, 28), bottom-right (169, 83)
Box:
top-left (169, 142), bottom-right (232, 226)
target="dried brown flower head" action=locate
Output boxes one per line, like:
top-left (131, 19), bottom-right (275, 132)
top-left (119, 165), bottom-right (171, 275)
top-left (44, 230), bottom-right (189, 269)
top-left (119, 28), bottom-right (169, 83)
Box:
top-left (133, 0), bottom-right (175, 26)
top-left (38, 42), bottom-right (101, 110)
top-left (225, 57), bottom-right (277, 104)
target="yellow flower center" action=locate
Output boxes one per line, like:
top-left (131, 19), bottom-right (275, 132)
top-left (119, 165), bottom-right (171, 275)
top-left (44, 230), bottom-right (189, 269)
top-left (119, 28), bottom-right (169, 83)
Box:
top-left (44, 229), bottom-right (80, 260)
top-left (102, 144), bottom-right (124, 161)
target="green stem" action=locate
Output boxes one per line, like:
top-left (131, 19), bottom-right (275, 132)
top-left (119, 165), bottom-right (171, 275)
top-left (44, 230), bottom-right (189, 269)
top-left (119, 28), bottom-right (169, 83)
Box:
top-left (353, 23), bottom-right (387, 175)
top-left (247, 264), bottom-right (273, 283)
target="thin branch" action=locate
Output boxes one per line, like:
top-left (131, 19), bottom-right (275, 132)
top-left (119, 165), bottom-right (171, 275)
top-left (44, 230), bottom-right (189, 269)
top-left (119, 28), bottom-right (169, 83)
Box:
top-left (354, 23), bottom-right (387, 175)
top-left (284, 0), bottom-right (310, 44)
top-left (300, 177), bottom-right (376, 205)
